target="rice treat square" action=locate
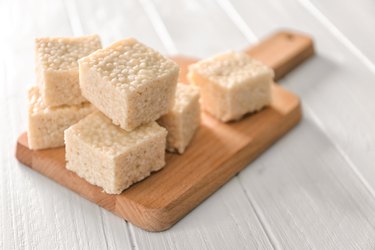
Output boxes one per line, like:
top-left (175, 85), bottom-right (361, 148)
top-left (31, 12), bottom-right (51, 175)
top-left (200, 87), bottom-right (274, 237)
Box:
top-left (78, 38), bottom-right (179, 131)
top-left (35, 35), bottom-right (102, 107)
top-left (158, 83), bottom-right (200, 154)
top-left (188, 51), bottom-right (274, 122)
top-left (27, 86), bottom-right (95, 150)
top-left (64, 112), bottom-right (168, 194)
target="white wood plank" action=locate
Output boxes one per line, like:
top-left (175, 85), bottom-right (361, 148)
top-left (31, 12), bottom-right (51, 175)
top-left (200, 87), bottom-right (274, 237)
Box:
top-left (138, 0), bottom-right (178, 54)
top-left (305, 0), bottom-right (375, 69)
top-left (219, 0), bottom-right (375, 247)
top-left (0, 0), bottom-right (72, 98)
top-left (0, 0), bottom-right (132, 249)
top-left (73, 0), bottom-right (167, 54)
top-left (226, 0), bottom-right (375, 190)
top-left (131, 181), bottom-right (273, 250)
top-left (239, 117), bottom-right (375, 249)
top-left (149, 0), bottom-right (249, 58)
top-left (74, 0), bottom-right (274, 248)
top-left (2, 0), bottom-right (375, 249)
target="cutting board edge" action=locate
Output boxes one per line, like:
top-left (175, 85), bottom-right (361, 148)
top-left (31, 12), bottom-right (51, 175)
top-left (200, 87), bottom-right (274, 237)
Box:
top-left (113, 93), bottom-right (302, 232)
top-left (15, 90), bottom-right (302, 232)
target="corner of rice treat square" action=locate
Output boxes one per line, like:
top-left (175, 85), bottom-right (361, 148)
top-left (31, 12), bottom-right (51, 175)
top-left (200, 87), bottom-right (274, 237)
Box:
top-left (78, 38), bottom-right (179, 131)
top-left (35, 34), bottom-right (102, 107)
top-left (64, 111), bottom-right (168, 194)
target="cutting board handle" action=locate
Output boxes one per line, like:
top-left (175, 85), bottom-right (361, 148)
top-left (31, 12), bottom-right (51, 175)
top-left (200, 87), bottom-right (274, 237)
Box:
top-left (246, 30), bottom-right (314, 80)
top-left (172, 30), bottom-right (314, 83)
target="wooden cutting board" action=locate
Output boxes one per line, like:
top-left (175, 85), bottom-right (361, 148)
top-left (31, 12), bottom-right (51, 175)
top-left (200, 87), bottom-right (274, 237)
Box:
top-left (16, 31), bottom-right (314, 232)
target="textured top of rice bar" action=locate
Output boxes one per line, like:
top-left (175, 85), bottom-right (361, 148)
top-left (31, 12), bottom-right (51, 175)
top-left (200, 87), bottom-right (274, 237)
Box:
top-left (189, 51), bottom-right (274, 88)
top-left (78, 38), bottom-right (179, 91)
top-left (35, 34), bottom-right (101, 71)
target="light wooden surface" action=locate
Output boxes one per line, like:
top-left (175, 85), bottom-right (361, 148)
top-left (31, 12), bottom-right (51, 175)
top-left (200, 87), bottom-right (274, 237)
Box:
top-left (15, 30), bottom-right (309, 231)
top-left (2, 0), bottom-right (375, 249)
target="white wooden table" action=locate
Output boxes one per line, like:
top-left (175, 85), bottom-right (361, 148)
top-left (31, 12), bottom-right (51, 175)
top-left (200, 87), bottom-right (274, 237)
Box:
top-left (2, 0), bottom-right (375, 249)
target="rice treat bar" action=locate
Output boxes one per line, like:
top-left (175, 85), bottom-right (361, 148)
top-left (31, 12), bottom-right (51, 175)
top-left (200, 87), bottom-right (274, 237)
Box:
top-left (79, 38), bottom-right (179, 131)
top-left (158, 83), bottom-right (200, 154)
top-left (64, 112), bottom-right (167, 194)
top-left (35, 35), bottom-right (102, 107)
top-left (188, 51), bottom-right (274, 122)
top-left (27, 86), bottom-right (95, 150)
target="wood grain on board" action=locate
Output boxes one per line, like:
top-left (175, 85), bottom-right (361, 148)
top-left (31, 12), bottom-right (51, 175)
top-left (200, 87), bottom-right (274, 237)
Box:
top-left (16, 31), bottom-right (313, 231)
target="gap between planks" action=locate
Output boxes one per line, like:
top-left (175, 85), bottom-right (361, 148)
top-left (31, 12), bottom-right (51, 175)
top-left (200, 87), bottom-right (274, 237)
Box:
top-left (298, 0), bottom-right (375, 74)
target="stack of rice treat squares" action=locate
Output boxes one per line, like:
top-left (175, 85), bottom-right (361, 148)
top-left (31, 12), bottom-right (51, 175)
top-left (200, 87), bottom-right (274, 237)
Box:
top-left (28, 34), bottom-right (201, 194)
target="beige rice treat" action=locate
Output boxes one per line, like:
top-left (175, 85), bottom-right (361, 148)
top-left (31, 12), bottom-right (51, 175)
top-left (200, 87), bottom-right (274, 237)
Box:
top-left (158, 83), bottom-right (200, 154)
top-left (27, 86), bottom-right (95, 150)
top-left (64, 112), bottom-right (167, 194)
top-left (35, 35), bottom-right (102, 107)
top-left (79, 38), bottom-right (179, 131)
top-left (188, 51), bottom-right (274, 122)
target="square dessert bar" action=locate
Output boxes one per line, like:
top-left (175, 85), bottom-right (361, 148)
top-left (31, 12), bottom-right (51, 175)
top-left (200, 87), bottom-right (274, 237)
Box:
top-left (27, 86), bottom-right (95, 150)
top-left (64, 112), bottom-right (167, 194)
top-left (158, 83), bottom-right (200, 154)
top-left (188, 51), bottom-right (274, 122)
top-left (79, 38), bottom-right (179, 131)
top-left (35, 35), bottom-right (101, 107)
